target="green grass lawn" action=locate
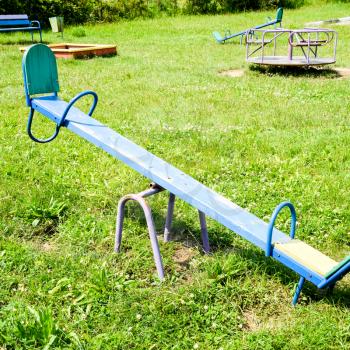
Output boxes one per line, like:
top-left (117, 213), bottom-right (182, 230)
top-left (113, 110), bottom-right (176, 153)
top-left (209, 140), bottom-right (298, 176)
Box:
top-left (1, 2), bottom-right (350, 349)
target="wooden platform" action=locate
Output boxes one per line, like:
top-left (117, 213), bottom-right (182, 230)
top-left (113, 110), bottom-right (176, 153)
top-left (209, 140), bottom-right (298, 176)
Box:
top-left (21, 43), bottom-right (117, 59)
top-left (275, 240), bottom-right (338, 276)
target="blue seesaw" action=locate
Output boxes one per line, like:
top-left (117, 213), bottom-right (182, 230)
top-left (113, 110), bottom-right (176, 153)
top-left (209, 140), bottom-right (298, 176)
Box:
top-left (213, 7), bottom-right (283, 44)
top-left (22, 44), bottom-right (350, 305)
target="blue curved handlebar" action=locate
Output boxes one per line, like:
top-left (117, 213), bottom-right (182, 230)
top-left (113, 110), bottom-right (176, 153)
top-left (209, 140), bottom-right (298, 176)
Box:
top-left (27, 90), bottom-right (98, 143)
top-left (59, 90), bottom-right (98, 127)
top-left (26, 107), bottom-right (60, 143)
top-left (266, 201), bottom-right (296, 257)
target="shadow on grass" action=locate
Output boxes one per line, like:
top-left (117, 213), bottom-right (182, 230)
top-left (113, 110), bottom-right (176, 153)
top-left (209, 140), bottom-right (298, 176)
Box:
top-left (1, 39), bottom-right (47, 46)
top-left (74, 53), bottom-right (118, 60)
top-left (123, 200), bottom-right (213, 249)
top-left (119, 198), bottom-right (350, 307)
top-left (218, 242), bottom-right (350, 308)
top-left (216, 40), bottom-right (243, 46)
top-left (249, 65), bottom-right (341, 79)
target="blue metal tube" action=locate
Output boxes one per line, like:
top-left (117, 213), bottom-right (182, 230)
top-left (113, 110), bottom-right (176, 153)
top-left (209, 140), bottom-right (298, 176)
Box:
top-left (213, 15), bottom-right (282, 43)
top-left (26, 108), bottom-right (60, 143)
top-left (292, 276), bottom-right (305, 306)
top-left (26, 90), bottom-right (98, 144)
top-left (266, 201), bottom-right (296, 257)
top-left (60, 90), bottom-right (98, 126)
top-left (317, 261), bottom-right (350, 289)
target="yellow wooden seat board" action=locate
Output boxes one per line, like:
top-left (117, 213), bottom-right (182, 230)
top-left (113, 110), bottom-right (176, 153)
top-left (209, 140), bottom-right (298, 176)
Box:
top-left (274, 240), bottom-right (338, 276)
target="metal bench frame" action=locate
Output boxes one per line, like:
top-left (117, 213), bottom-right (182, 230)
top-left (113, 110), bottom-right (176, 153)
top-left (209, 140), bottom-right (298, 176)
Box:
top-left (0, 14), bottom-right (42, 43)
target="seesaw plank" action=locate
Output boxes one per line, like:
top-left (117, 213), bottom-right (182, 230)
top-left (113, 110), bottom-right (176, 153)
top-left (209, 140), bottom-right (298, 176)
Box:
top-left (32, 96), bottom-right (291, 251)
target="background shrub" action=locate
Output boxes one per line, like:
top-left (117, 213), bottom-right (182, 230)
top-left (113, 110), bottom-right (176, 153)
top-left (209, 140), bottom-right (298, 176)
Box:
top-left (0, 0), bottom-right (304, 26)
top-left (0, 0), bottom-right (94, 26)
top-left (183, 0), bottom-right (305, 14)
top-left (71, 26), bottom-right (87, 37)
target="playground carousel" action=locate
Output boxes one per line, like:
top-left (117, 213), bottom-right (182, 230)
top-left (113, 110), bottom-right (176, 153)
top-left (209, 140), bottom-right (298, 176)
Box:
top-left (245, 28), bottom-right (338, 67)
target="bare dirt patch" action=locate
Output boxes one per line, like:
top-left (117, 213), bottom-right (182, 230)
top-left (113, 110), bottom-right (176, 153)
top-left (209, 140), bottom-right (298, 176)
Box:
top-left (173, 246), bottom-right (194, 270)
top-left (242, 310), bottom-right (262, 331)
top-left (219, 69), bottom-right (245, 78)
top-left (242, 308), bottom-right (292, 332)
top-left (41, 242), bottom-right (55, 252)
top-left (334, 67), bottom-right (350, 78)
top-left (30, 239), bottom-right (56, 253)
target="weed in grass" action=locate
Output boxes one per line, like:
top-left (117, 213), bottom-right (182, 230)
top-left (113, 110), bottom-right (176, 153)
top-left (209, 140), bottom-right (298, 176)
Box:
top-left (23, 198), bottom-right (68, 237)
top-left (72, 27), bottom-right (86, 38)
top-left (15, 306), bottom-right (63, 347)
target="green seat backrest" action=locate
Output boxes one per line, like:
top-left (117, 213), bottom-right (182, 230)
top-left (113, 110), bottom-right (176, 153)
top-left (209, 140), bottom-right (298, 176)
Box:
top-left (23, 44), bottom-right (59, 96)
top-left (276, 8), bottom-right (283, 22)
top-left (324, 255), bottom-right (350, 279)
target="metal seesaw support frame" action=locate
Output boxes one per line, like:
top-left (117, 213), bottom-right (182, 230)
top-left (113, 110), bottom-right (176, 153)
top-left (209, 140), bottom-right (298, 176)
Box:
top-left (22, 44), bottom-right (350, 304)
top-left (114, 183), bottom-right (210, 280)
